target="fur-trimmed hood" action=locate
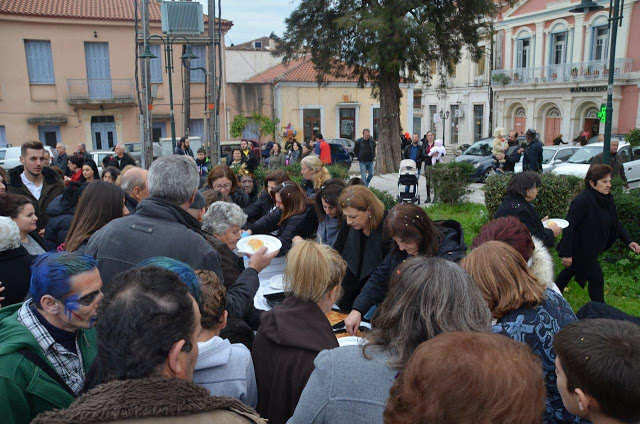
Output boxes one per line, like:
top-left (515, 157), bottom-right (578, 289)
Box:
top-left (32, 377), bottom-right (265, 424)
top-left (530, 237), bottom-right (562, 295)
top-left (7, 165), bottom-right (61, 188)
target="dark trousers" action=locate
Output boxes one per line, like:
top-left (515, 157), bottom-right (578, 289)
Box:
top-left (556, 262), bottom-right (605, 303)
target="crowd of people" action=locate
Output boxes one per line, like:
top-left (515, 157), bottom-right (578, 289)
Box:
top-left (0, 139), bottom-right (639, 424)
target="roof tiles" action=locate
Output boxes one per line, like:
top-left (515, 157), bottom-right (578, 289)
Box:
top-left (245, 57), bottom-right (372, 84)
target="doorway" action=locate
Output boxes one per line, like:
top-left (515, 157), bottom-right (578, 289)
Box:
top-left (85, 42), bottom-right (112, 100)
top-left (583, 107), bottom-right (600, 138)
top-left (91, 116), bottom-right (117, 150)
top-left (339, 107), bottom-right (356, 140)
top-left (544, 108), bottom-right (561, 145)
top-left (514, 107), bottom-right (526, 136)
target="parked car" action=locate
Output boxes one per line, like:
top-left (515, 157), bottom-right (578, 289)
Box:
top-left (514, 145), bottom-right (580, 174)
top-left (220, 139), bottom-right (262, 163)
top-left (552, 141), bottom-right (640, 189)
top-left (454, 138), bottom-right (496, 182)
top-left (123, 142), bottom-right (162, 164)
top-left (326, 138), bottom-right (355, 158)
top-left (329, 142), bottom-right (352, 169)
top-left (0, 145), bottom-right (56, 171)
top-left (586, 134), bottom-right (626, 145)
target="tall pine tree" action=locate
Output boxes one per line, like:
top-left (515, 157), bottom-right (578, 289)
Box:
top-left (275, 0), bottom-right (500, 173)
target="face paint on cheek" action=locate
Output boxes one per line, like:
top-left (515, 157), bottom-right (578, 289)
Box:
top-left (63, 295), bottom-right (80, 322)
top-left (89, 315), bottom-right (98, 327)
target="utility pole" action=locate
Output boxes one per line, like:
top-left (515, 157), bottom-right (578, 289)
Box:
top-left (183, 45), bottom-right (191, 138)
top-left (207, 0), bottom-right (219, 164)
top-left (141, 0), bottom-right (153, 169)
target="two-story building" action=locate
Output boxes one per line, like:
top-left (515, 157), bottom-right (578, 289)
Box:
top-left (491, 0), bottom-right (640, 144)
top-left (0, 0), bottom-right (231, 151)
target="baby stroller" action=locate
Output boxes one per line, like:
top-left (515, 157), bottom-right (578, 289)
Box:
top-left (396, 159), bottom-right (420, 204)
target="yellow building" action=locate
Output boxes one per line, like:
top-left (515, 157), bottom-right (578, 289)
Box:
top-left (0, 0), bottom-right (231, 150)
top-left (243, 58), bottom-right (412, 143)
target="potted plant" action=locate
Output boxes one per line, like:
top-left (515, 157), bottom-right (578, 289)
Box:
top-left (551, 72), bottom-right (558, 79)
top-left (571, 67), bottom-right (578, 77)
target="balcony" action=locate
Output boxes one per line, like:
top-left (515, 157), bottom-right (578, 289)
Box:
top-left (67, 79), bottom-right (134, 104)
top-left (491, 58), bottom-right (632, 87)
top-left (413, 105), bottom-right (424, 116)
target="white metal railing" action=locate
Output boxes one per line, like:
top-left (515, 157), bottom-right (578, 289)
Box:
top-left (491, 58), bottom-right (633, 86)
top-left (67, 79), bottom-right (134, 101)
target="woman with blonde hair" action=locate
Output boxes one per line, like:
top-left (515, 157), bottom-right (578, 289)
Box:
top-left (252, 240), bottom-right (346, 424)
top-left (461, 241), bottom-right (585, 424)
top-left (300, 155), bottom-right (330, 196)
top-left (333, 184), bottom-right (388, 310)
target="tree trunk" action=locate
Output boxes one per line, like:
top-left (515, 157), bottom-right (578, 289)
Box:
top-left (376, 71), bottom-right (403, 174)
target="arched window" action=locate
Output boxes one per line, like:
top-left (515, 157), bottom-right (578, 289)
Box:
top-left (547, 107), bottom-right (561, 118)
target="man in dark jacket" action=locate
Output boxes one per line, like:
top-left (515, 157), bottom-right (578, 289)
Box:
top-left (54, 143), bottom-right (70, 175)
top-left (354, 128), bottom-right (376, 186)
top-left (592, 139), bottom-right (627, 186)
top-left (102, 144), bottom-right (136, 170)
top-left (503, 130), bottom-right (522, 172)
top-left (0, 252), bottom-right (100, 424)
top-left (174, 136), bottom-right (195, 157)
top-left (31, 266), bottom-right (265, 424)
top-left (7, 141), bottom-right (64, 232)
top-left (522, 129), bottom-right (543, 172)
top-left (403, 133), bottom-right (425, 172)
top-left (44, 182), bottom-right (86, 250)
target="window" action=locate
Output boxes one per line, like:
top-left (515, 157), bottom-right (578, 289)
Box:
top-left (25, 40), bottom-right (55, 84)
top-left (150, 45), bottom-right (163, 83)
top-left (152, 121), bottom-right (166, 143)
top-left (429, 105), bottom-right (437, 134)
top-left (450, 105), bottom-right (459, 145)
top-left (190, 45), bottom-right (206, 82)
top-left (473, 105), bottom-right (484, 141)
top-left (476, 47), bottom-right (485, 76)
top-left (339, 108), bottom-right (356, 140)
top-left (303, 109), bottom-right (321, 142)
top-left (516, 38), bottom-right (530, 69)
top-left (552, 33), bottom-right (567, 65)
top-left (190, 119), bottom-right (204, 138)
top-left (592, 26), bottom-right (608, 61)
top-left (254, 41), bottom-right (262, 48)
top-left (38, 125), bottom-right (61, 148)
top-left (413, 93), bottom-right (422, 107)
top-left (372, 108), bottom-right (380, 141)
top-left (413, 117), bottom-right (421, 136)
top-left (0, 126), bottom-right (6, 147)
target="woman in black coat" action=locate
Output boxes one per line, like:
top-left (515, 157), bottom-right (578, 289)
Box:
top-left (343, 203), bottom-right (468, 335)
top-left (494, 171), bottom-right (561, 248)
top-left (556, 164), bottom-right (640, 303)
top-left (333, 185), bottom-right (390, 311)
top-left (0, 216), bottom-right (36, 306)
top-left (44, 182), bottom-right (86, 250)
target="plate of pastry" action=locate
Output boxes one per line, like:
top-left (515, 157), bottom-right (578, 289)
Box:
top-left (237, 235), bottom-right (282, 255)
top-left (543, 219), bottom-right (569, 229)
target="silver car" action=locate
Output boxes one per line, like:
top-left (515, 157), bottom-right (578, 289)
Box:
top-left (514, 145), bottom-right (580, 174)
top-left (326, 138), bottom-right (355, 158)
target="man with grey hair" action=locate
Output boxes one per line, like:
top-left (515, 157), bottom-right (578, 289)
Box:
top-left (75, 143), bottom-right (91, 162)
top-left (592, 138), bottom-right (628, 187)
top-left (86, 156), bottom-right (276, 319)
top-left (54, 143), bottom-right (69, 174)
top-left (120, 167), bottom-right (149, 214)
top-left (102, 143), bottom-right (136, 170)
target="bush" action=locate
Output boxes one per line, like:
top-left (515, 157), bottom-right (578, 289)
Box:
top-left (612, 188), bottom-right (640, 249)
top-left (425, 162), bottom-right (474, 204)
top-left (326, 164), bottom-right (350, 181)
top-left (484, 172), bottom-right (582, 218)
top-left (370, 187), bottom-right (397, 210)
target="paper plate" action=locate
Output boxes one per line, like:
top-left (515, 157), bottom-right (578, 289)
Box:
top-left (338, 336), bottom-right (364, 347)
top-left (237, 235), bottom-right (282, 255)
top-left (543, 218), bottom-right (569, 229)
top-left (269, 274), bottom-right (285, 290)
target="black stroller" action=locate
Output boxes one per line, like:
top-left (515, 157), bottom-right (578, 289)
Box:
top-left (396, 159), bottom-right (420, 204)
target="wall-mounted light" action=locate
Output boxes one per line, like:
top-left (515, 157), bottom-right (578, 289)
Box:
top-left (93, 31), bottom-right (98, 38)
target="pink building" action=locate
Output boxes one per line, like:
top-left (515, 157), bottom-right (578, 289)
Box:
top-left (492, 0), bottom-right (640, 144)
top-left (0, 0), bottom-right (231, 151)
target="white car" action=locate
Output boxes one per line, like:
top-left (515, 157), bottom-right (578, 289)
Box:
top-left (0, 145), bottom-right (57, 170)
top-left (552, 141), bottom-right (640, 189)
top-left (514, 145), bottom-right (580, 174)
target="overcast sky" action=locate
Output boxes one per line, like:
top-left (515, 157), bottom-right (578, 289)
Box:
top-left (197, 0), bottom-right (302, 46)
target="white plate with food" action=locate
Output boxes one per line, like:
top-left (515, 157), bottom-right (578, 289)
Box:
top-left (237, 235), bottom-right (282, 255)
top-left (337, 336), bottom-right (365, 347)
top-left (543, 218), bottom-right (569, 229)
top-left (269, 274), bottom-right (285, 290)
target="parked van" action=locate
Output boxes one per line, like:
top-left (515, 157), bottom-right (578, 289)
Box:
top-left (0, 145), bottom-right (57, 170)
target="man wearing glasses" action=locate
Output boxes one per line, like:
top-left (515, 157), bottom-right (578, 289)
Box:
top-left (0, 251), bottom-right (101, 424)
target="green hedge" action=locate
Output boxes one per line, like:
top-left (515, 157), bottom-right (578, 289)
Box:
top-left (425, 162), bottom-right (475, 204)
top-left (370, 187), bottom-right (397, 210)
top-left (611, 186), bottom-right (640, 251)
top-left (484, 172), bottom-right (583, 219)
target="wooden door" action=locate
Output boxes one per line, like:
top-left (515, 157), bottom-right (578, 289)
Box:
top-left (544, 118), bottom-right (561, 145)
top-left (583, 119), bottom-right (598, 138)
top-left (514, 116), bottom-right (526, 136)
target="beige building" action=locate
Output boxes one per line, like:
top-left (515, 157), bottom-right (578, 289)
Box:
top-left (240, 58), bottom-right (411, 143)
top-left (225, 36), bottom-right (282, 83)
top-left (0, 0), bottom-right (231, 151)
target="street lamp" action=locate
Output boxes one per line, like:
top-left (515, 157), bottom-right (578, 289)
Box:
top-left (439, 110), bottom-right (450, 146)
top-left (571, 0), bottom-right (622, 165)
top-left (139, 35), bottom-right (200, 151)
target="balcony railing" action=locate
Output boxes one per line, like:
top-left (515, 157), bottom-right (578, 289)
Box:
top-left (413, 105), bottom-right (424, 116)
top-left (491, 58), bottom-right (632, 87)
top-left (67, 79), bottom-right (134, 103)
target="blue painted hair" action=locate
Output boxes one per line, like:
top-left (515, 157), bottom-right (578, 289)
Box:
top-left (137, 257), bottom-right (201, 304)
top-left (30, 251), bottom-right (97, 306)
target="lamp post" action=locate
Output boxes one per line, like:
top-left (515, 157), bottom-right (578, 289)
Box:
top-left (139, 36), bottom-right (199, 152)
top-left (570, 0), bottom-right (623, 165)
top-left (439, 110), bottom-right (450, 146)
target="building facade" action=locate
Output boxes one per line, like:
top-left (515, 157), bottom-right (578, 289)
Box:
top-left (225, 36), bottom-right (283, 83)
top-left (491, 0), bottom-right (640, 144)
top-left (242, 58), bottom-right (411, 144)
top-left (0, 0), bottom-right (231, 151)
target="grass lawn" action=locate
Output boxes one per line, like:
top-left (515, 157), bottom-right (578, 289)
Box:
top-left (425, 202), bottom-right (640, 316)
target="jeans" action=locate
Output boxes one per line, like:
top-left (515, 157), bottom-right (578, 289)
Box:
top-left (359, 161), bottom-right (375, 186)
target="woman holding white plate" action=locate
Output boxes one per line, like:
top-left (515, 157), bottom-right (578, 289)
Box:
top-left (494, 171), bottom-right (561, 248)
top-left (556, 164), bottom-right (640, 303)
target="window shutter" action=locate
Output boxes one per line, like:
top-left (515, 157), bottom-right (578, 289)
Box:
top-left (151, 45), bottom-right (163, 83)
top-left (190, 119), bottom-right (204, 137)
top-left (25, 41), bottom-right (55, 84)
top-left (190, 46), bottom-right (206, 82)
